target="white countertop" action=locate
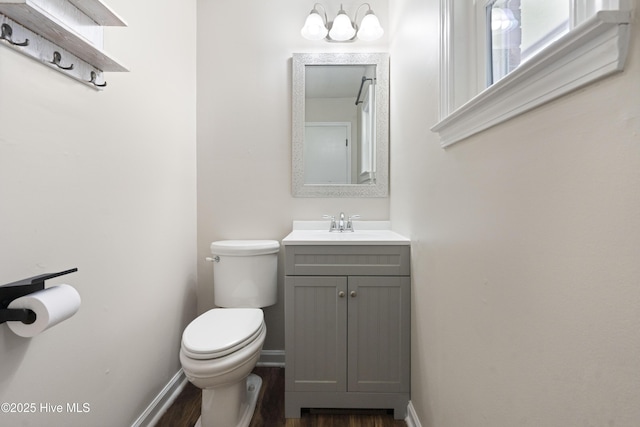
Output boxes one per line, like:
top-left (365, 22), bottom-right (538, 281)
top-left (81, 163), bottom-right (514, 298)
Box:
top-left (282, 221), bottom-right (410, 245)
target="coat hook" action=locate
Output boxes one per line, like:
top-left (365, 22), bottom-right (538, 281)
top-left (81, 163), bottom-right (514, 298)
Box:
top-left (0, 23), bottom-right (29, 47)
top-left (89, 71), bottom-right (107, 88)
top-left (50, 51), bottom-right (74, 70)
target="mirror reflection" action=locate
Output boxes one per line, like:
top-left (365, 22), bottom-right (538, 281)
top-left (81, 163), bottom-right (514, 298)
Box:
top-left (304, 65), bottom-right (376, 185)
top-left (292, 53), bottom-right (389, 198)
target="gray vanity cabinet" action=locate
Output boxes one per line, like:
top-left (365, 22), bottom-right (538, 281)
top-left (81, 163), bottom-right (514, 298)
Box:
top-left (284, 245), bottom-right (410, 420)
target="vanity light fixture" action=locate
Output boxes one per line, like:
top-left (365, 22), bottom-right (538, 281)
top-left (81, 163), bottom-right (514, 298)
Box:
top-left (301, 3), bottom-right (384, 42)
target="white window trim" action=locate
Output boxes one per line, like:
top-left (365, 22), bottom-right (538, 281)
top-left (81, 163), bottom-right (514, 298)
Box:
top-left (432, 5), bottom-right (632, 148)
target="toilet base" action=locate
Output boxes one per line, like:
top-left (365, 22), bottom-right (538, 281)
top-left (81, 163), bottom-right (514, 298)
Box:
top-left (195, 374), bottom-right (262, 427)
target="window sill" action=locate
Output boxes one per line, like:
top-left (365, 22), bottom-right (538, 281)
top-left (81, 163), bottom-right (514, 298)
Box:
top-left (432, 10), bottom-right (632, 148)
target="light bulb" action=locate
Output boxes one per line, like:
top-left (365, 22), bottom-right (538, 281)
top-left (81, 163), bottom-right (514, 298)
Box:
top-left (491, 8), bottom-right (518, 32)
top-left (329, 9), bottom-right (356, 41)
top-left (301, 10), bottom-right (328, 40)
top-left (491, 8), bottom-right (504, 31)
top-left (357, 10), bottom-right (383, 41)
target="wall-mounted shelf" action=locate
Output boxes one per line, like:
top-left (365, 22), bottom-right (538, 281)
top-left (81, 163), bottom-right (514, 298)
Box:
top-left (0, 0), bottom-right (128, 89)
top-left (67, 0), bottom-right (126, 26)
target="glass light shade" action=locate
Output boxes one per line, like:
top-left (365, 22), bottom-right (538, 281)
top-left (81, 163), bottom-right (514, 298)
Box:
top-left (329, 10), bottom-right (356, 41)
top-left (301, 11), bottom-right (328, 40)
top-left (502, 8), bottom-right (518, 31)
top-left (491, 7), bottom-right (517, 32)
top-left (357, 11), bottom-right (383, 41)
top-left (491, 8), bottom-right (507, 31)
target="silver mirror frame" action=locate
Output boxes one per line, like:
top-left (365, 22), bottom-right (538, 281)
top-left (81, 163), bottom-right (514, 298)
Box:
top-left (292, 52), bottom-right (389, 197)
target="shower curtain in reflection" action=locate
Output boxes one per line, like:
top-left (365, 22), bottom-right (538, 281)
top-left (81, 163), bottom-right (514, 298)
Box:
top-left (358, 81), bottom-right (376, 184)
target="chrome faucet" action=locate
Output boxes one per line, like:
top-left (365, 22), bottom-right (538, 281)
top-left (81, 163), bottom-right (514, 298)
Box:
top-left (323, 213), bottom-right (360, 232)
top-left (346, 214), bottom-right (360, 231)
top-left (322, 215), bottom-right (337, 231)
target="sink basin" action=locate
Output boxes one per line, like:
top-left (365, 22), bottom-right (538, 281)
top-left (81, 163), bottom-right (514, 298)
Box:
top-left (282, 221), bottom-right (410, 245)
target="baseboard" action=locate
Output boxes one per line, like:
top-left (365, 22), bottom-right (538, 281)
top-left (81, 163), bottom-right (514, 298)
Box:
top-left (131, 350), bottom-right (283, 426)
top-left (132, 355), bottom-right (411, 426)
top-left (131, 369), bottom-right (188, 427)
top-left (258, 349), bottom-right (285, 367)
top-left (405, 401), bottom-right (422, 427)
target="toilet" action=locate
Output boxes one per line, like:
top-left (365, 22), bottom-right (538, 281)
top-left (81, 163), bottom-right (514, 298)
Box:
top-left (180, 240), bottom-right (279, 427)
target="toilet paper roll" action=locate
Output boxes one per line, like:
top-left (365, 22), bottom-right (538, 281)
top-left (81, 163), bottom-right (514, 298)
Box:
top-left (7, 284), bottom-right (81, 338)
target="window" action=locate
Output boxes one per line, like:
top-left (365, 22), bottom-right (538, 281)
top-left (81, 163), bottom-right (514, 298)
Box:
top-left (487, 1), bottom-right (570, 85)
top-left (432, 0), bottom-right (632, 147)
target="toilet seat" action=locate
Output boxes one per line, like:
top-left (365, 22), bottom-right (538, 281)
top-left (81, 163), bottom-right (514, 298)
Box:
top-left (182, 308), bottom-right (264, 360)
top-left (210, 240), bottom-right (279, 256)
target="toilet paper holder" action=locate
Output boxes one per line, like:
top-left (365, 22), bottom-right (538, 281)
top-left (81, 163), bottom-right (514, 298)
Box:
top-left (0, 268), bottom-right (78, 325)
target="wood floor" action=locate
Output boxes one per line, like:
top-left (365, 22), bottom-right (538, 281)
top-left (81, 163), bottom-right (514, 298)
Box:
top-left (156, 367), bottom-right (407, 427)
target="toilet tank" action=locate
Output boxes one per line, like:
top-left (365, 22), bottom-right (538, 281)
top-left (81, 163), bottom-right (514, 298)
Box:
top-left (210, 240), bottom-right (279, 308)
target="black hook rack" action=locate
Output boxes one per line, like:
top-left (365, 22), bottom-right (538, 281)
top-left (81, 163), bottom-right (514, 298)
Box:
top-left (88, 71), bottom-right (107, 88)
top-left (0, 268), bottom-right (78, 325)
top-left (0, 23), bottom-right (29, 47)
top-left (50, 51), bottom-right (74, 70)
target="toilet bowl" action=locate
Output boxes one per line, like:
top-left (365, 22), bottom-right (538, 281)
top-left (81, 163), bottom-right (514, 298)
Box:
top-left (180, 309), bottom-right (266, 427)
top-left (179, 240), bottom-right (279, 427)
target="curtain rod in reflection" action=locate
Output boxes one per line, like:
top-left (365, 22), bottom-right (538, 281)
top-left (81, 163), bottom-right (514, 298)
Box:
top-left (355, 76), bottom-right (375, 105)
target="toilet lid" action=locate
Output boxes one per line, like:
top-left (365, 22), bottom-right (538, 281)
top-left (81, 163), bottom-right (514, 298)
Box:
top-left (210, 240), bottom-right (279, 256)
top-left (182, 308), bottom-right (264, 359)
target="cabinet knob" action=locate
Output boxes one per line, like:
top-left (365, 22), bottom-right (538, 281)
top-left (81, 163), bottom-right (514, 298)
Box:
top-left (350, 291), bottom-right (357, 298)
top-left (338, 291), bottom-right (345, 298)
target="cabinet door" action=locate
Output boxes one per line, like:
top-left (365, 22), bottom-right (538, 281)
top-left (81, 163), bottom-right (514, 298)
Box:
top-left (347, 276), bottom-right (411, 393)
top-left (285, 276), bottom-right (348, 392)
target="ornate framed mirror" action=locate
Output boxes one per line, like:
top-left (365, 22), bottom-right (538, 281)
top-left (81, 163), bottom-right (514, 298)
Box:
top-left (292, 52), bottom-right (389, 197)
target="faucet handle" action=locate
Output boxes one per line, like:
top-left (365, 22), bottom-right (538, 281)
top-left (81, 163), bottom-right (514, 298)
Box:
top-left (346, 214), bottom-right (360, 232)
top-left (322, 214), bottom-right (338, 232)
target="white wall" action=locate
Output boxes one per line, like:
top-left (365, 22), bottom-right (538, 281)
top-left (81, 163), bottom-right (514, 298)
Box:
top-left (196, 0), bottom-right (390, 351)
top-left (4, 1), bottom-right (637, 425)
top-left (390, 0), bottom-right (640, 426)
top-left (0, 1), bottom-right (197, 425)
